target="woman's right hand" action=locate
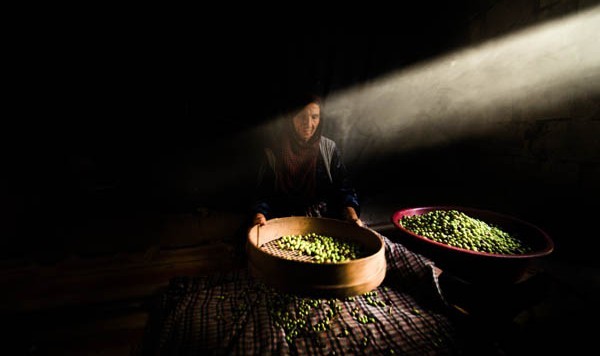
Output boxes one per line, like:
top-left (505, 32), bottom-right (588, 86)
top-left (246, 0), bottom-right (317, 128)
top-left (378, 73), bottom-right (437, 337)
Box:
top-left (253, 213), bottom-right (267, 226)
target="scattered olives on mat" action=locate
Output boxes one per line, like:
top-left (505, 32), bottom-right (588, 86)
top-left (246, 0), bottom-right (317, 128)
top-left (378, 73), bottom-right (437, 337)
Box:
top-left (399, 210), bottom-right (532, 255)
top-left (263, 287), bottom-right (386, 346)
top-left (276, 233), bottom-right (363, 263)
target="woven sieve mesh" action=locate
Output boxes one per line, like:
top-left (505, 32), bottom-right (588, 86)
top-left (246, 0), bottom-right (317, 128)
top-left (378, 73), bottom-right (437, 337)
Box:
top-left (260, 238), bottom-right (316, 262)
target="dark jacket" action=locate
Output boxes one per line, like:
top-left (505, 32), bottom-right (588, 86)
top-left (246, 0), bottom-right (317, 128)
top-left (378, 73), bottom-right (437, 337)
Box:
top-left (251, 136), bottom-right (360, 220)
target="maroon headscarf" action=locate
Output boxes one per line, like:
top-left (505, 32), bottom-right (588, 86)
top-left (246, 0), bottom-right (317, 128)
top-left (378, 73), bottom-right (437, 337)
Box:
top-left (275, 95), bottom-right (323, 200)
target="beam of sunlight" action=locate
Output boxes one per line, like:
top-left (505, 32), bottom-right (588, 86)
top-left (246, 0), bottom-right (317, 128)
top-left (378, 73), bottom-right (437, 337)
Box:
top-left (318, 5), bottom-right (600, 158)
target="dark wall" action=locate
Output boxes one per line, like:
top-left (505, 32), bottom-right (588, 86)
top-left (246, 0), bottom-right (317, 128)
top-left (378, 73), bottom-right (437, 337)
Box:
top-left (6, 3), bottom-right (471, 207)
top-left (4, 1), bottom-right (599, 262)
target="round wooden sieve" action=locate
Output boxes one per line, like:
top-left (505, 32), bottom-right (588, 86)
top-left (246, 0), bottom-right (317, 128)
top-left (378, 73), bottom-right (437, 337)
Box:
top-left (247, 217), bottom-right (386, 298)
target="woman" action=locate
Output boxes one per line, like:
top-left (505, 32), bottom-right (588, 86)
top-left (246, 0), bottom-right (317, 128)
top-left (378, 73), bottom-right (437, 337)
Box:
top-left (251, 93), bottom-right (363, 227)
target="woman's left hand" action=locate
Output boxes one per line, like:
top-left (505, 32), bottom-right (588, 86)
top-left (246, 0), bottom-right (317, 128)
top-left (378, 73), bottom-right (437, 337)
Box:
top-left (353, 218), bottom-right (364, 227)
top-left (344, 206), bottom-right (363, 227)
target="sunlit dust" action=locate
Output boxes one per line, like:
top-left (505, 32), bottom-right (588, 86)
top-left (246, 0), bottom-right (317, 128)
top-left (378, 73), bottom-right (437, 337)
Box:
top-left (320, 6), bottom-right (599, 157)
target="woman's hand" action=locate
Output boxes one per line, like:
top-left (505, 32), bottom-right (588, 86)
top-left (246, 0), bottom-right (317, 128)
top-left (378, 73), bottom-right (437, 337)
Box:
top-left (352, 218), bottom-right (364, 227)
top-left (344, 207), bottom-right (364, 227)
top-left (253, 213), bottom-right (267, 226)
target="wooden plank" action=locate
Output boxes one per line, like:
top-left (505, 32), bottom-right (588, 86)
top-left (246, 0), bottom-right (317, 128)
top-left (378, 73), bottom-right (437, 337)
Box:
top-left (6, 303), bottom-right (150, 356)
top-left (0, 242), bottom-right (244, 313)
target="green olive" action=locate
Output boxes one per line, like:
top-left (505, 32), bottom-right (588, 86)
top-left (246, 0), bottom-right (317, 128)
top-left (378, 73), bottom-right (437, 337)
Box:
top-left (399, 210), bottom-right (532, 255)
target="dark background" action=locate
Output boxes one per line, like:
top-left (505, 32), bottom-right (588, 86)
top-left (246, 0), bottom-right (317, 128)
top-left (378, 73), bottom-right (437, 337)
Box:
top-left (3, 1), bottom-right (599, 264)
top-left (6, 4), bottom-right (473, 207)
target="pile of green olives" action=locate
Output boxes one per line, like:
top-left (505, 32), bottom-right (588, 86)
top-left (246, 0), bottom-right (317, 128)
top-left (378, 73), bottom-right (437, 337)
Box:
top-left (277, 232), bottom-right (362, 263)
top-left (399, 210), bottom-right (532, 255)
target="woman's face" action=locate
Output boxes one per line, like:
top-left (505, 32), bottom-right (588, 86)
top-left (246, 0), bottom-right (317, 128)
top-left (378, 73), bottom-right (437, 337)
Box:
top-left (293, 102), bottom-right (320, 142)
